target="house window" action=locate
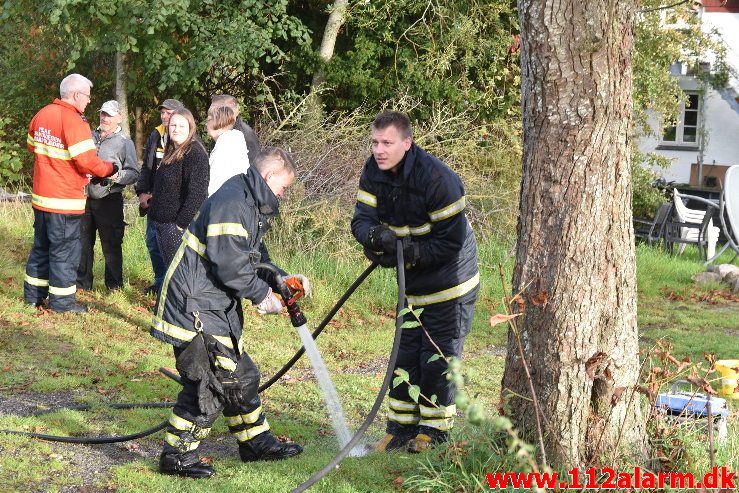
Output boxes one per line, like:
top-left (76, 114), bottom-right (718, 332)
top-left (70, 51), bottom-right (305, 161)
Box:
top-left (661, 92), bottom-right (701, 148)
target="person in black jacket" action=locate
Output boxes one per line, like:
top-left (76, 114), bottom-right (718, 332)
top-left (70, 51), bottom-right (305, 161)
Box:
top-left (151, 147), bottom-right (308, 478)
top-left (149, 107), bottom-right (209, 266)
top-left (209, 94), bottom-right (260, 163)
top-left (351, 111), bottom-right (479, 453)
top-left (135, 98), bottom-right (184, 294)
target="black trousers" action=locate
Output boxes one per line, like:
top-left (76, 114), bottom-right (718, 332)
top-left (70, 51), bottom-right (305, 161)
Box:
top-left (77, 193), bottom-right (125, 290)
top-left (24, 209), bottom-right (81, 311)
top-left (387, 294), bottom-right (476, 435)
top-left (162, 342), bottom-right (270, 456)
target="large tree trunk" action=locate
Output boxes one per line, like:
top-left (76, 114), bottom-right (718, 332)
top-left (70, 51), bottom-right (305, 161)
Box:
top-left (502, 0), bottom-right (645, 468)
top-left (115, 51), bottom-right (130, 137)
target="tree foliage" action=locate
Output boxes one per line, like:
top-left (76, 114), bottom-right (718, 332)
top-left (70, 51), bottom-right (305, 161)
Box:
top-left (633, 1), bottom-right (728, 134)
top-left (0, 0), bottom-right (731, 198)
top-left (287, 0), bottom-right (520, 121)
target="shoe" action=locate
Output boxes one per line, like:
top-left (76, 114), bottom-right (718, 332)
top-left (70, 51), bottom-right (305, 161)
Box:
top-left (239, 433), bottom-right (303, 462)
top-left (50, 303), bottom-right (88, 314)
top-left (407, 429), bottom-right (449, 454)
top-left (159, 453), bottom-right (215, 479)
top-left (371, 432), bottom-right (415, 452)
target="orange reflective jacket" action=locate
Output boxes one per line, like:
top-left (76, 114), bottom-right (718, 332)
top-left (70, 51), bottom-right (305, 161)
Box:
top-left (27, 99), bottom-right (113, 214)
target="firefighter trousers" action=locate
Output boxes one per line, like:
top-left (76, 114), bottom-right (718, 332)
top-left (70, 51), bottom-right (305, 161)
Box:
top-left (387, 294), bottom-right (476, 435)
top-left (24, 209), bottom-right (82, 311)
top-left (162, 345), bottom-right (271, 457)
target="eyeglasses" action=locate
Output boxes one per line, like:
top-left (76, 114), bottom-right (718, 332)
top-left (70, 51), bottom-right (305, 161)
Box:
top-left (77, 91), bottom-right (91, 100)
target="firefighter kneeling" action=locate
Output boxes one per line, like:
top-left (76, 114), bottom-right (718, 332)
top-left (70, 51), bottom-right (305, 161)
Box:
top-left (149, 147), bottom-right (308, 478)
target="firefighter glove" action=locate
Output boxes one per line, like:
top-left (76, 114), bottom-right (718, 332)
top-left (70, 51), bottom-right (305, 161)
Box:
top-left (90, 164), bottom-right (119, 185)
top-left (217, 371), bottom-right (244, 408)
top-left (401, 237), bottom-right (420, 267)
top-left (363, 247), bottom-right (396, 268)
top-left (285, 274), bottom-right (312, 298)
top-left (368, 225), bottom-right (397, 253)
top-left (255, 288), bottom-right (283, 315)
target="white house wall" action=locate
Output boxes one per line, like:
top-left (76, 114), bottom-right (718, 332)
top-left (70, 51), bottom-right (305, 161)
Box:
top-left (638, 11), bottom-right (739, 184)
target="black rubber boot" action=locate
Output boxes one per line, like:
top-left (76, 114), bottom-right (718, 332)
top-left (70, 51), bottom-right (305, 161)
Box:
top-left (372, 423), bottom-right (417, 452)
top-left (159, 451), bottom-right (215, 478)
top-left (407, 426), bottom-right (449, 453)
top-left (239, 432), bottom-right (303, 462)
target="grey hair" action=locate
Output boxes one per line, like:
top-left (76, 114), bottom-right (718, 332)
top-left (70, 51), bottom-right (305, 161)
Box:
top-left (59, 74), bottom-right (93, 99)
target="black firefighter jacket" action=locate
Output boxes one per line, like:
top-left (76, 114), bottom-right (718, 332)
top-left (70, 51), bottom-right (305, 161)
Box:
top-left (150, 168), bottom-right (282, 352)
top-left (351, 143), bottom-right (479, 307)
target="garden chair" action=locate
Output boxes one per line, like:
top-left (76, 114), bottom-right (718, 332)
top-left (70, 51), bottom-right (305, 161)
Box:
top-left (664, 206), bottom-right (716, 260)
top-left (668, 188), bottom-right (720, 259)
top-left (702, 165), bottom-right (739, 265)
top-left (634, 202), bottom-right (671, 246)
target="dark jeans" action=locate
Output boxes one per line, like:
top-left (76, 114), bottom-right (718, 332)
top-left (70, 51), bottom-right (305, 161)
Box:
top-left (24, 209), bottom-right (81, 311)
top-left (146, 217), bottom-right (166, 289)
top-left (77, 193), bottom-right (125, 290)
top-left (153, 220), bottom-right (184, 268)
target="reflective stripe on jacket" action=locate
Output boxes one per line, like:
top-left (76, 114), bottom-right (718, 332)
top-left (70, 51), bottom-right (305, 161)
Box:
top-left (27, 99), bottom-right (113, 214)
top-left (351, 143), bottom-right (479, 306)
top-left (150, 169), bottom-right (280, 348)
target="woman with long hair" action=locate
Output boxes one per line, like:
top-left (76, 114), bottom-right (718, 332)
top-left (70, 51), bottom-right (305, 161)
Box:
top-left (206, 105), bottom-right (250, 196)
top-left (149, 107), bottom-right (209, 265)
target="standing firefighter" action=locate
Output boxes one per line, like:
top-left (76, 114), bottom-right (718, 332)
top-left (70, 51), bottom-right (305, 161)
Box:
top-left (150, 147), bottom-right (309, 478)
top-left (351, 111), bottom-right (479, 452)
top-left (24, 73), bottom-right (117, 313)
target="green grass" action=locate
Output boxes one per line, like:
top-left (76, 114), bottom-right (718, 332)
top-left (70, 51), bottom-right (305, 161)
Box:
top-left (0, 202), bottom-right (737, 492)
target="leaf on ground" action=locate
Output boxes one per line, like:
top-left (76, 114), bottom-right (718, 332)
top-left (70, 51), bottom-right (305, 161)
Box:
top-left (489, 313), bottom-right (520, 327)
top-left (392, 477), bottom-right (404, 486)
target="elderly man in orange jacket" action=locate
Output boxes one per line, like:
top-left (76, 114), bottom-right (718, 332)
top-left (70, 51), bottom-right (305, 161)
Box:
top-left (24, 73), bottom-right (116, 313)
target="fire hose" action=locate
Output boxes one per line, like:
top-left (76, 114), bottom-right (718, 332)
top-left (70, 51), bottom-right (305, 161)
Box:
top-left (0, 244), bottom-right (406, 492)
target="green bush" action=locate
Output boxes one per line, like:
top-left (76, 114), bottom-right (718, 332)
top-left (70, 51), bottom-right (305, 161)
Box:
top-left (632, 150), bottom-right (670, 219)
top-left (0, 117), bottom-right (24, 187)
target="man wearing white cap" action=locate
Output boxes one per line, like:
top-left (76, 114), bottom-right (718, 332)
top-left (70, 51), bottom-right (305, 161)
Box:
top-left (77, 100), bottom-right (140, 291)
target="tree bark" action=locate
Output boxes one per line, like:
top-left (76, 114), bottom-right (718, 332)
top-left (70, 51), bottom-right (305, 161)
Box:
top-left (502, 0), bottom-right (645, 468)
top-left (115, 51), bottom-right (130, 137)
top-left (134, 106), bottom-right (144, 162)
top-left (311, 0), bottom-right (348, 90)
